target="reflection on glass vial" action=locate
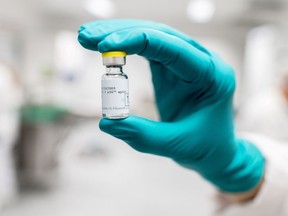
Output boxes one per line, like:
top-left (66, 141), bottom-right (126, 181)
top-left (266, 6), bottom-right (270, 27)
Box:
top-left (101, 51), bottom-right (129, 119)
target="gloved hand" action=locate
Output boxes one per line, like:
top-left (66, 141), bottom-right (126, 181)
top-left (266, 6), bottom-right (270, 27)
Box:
top-left (78, 19), bottom-right (265, 193)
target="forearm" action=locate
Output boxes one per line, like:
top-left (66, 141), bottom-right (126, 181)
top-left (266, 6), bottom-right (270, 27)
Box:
top-left (214, 156), bottom-right (288, 215)
top-left (213, 134), bottom-right (288, 216)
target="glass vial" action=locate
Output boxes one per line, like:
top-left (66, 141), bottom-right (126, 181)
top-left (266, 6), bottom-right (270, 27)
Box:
top-left (101, 51), bottom-right (129, 119)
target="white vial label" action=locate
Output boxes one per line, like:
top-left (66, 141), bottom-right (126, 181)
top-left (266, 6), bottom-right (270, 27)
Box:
top-left (101, 79), bottom-right (129, 117)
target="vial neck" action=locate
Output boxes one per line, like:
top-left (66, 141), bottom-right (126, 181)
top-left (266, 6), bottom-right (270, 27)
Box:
top-left (106, 66), bottom-right (123, 74)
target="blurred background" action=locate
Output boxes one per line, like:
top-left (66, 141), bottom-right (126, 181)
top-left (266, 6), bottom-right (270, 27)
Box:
top-left (1, 0), bottom-right (288, 215)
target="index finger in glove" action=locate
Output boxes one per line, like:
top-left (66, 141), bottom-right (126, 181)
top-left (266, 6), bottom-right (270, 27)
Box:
top-left (78, 19), bottom-right (210, 55)
top-left (96, 28), bottom-right (213, 82)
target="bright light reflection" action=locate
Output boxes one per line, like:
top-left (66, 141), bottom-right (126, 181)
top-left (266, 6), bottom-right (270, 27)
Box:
top-left (84, 0), bottom-right (116, 18)
top-left (187, 0), bottom-right (215, 23)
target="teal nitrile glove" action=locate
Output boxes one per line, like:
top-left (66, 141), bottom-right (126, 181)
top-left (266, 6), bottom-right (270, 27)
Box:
top-left (78, 19), bottom-right (265, 193)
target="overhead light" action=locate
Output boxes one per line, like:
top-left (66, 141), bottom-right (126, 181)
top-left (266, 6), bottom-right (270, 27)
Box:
top-left (187, 0), bottom-right (215, 23)
top-left (84, 0), bottom-right (116, 18)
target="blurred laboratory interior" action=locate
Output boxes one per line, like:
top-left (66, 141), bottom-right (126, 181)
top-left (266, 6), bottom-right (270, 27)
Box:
top-left (1, 0), bottom-right (288, 215)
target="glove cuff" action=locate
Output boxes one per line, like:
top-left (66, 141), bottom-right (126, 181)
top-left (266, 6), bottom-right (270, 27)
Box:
top-left (204, 139), bottom-right (265, 193)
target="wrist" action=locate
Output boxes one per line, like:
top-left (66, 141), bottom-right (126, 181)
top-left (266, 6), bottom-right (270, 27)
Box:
top-left (204, 139), bottom-right (266, 193)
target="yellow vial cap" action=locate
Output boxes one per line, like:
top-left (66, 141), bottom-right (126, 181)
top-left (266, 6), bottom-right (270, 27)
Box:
top-left (102, 51), bottom-right (127, 58)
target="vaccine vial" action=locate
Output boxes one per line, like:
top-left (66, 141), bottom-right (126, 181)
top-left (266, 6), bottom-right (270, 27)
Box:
top-left (101, 51), bottom-right (129, 119)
